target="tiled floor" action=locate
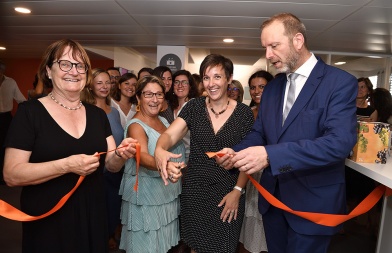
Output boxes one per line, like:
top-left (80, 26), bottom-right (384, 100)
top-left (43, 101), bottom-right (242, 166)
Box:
top-left (0, 184), bottom-right (378, 253)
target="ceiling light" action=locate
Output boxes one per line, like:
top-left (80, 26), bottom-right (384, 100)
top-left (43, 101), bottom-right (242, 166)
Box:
top-left (334, 61), bottom-right (346, 65)
top-left (15, 7), bottom-right (31, 14)
top-left (0, 47), bottom-right (6, 50)
top-left (223, 38), bottom-right (234, 43)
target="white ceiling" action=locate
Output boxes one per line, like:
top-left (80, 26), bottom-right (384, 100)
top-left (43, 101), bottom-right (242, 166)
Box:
top-left (1, 0), bottom-right (392, 75)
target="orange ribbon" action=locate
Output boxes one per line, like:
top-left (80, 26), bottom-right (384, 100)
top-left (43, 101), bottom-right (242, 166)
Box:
top-left (207, 152), bottom-right (390, 227)
top-left (0, 143), bottom-right (140, 222)
top-left (133, 143), bottom-right (141, 192)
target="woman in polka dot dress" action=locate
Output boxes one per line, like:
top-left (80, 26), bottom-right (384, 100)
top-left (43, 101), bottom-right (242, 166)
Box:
top-left (155, 54), bottom-right (254, 253)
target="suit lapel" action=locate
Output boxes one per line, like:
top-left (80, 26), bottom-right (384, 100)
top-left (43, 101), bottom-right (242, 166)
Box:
top-left (279, 60), bottom-right (326, 137)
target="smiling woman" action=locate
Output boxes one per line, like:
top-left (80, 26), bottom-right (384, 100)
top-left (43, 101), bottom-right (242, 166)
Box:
top-left (3, 38), bottom-right (138, 253)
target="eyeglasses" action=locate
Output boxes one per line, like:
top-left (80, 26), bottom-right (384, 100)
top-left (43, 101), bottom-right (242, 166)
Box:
top-left (142, 91), bottom-right (165, 99)
top-left (54, 60), bottom-right (88, 74)
top-left (174, 80), bottom-right (189, 86)
top-left (249, 85), bottom-right (266, 91)
top-left (110, 75), bottom-right (121, 80)
top-left (227, 87), bottom-right (239, 92)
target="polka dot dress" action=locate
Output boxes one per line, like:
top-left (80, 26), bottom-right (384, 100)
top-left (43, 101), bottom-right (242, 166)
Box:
top-left (178, 97), bottom-right (254, 253)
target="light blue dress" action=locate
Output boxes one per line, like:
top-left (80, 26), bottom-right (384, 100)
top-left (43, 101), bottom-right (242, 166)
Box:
top-left (119, 116), bottom-right (185, 253)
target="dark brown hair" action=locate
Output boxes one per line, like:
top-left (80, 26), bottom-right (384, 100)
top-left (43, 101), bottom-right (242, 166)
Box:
top-left (199, 54), bottom-right (233, 81)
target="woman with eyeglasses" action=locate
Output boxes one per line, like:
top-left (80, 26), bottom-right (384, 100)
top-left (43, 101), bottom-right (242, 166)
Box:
top-left (167, 69), bottom-right (199, 163)
top-left (119, 75), bottom-right (185, 253)
top-left (154, 54), bottom-right (254, 253)
top-left (227, 80), bottom-right (244, 103)
top-left (238, 70), bottom-right (273, 253)
top-left (3, 39), bottom-right (138, 253)
top-left (111, 73), bottom-right (138, 128)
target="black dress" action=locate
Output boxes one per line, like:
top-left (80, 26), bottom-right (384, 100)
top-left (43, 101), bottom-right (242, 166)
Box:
top-left (5, 100), bottom-right (111, 253)
top-left (178, 97), bottom-right (254, 253)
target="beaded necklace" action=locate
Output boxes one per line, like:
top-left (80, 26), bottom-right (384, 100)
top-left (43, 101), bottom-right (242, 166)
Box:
top-left (49, 92), bottom-right (83, 110)
top-left (208, 97), bottom-right (229, 119)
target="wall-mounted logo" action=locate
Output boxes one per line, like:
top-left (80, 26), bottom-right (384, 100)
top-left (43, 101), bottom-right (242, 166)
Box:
top-left (159, 53), bottom-right (182, 73)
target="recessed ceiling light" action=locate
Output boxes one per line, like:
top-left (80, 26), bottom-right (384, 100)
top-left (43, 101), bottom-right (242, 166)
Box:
top-left (334, 61), bottom-right (346, 65)
top-left (223, 38), bottom-right (234, 43)
top-left (0, 47), bottom-right (6, 50)
top-left (15, 7), bottom-right (31, 14)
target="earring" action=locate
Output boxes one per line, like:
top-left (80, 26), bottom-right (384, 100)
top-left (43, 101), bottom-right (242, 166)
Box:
top-left (136, 104), bottom-right (140, 112)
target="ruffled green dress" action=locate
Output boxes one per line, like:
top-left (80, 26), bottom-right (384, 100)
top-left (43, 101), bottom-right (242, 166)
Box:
top-left (119, 117), bottom-right (185, 253)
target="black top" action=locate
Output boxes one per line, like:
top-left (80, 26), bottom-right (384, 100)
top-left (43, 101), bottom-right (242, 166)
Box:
top-left (5, 99), bottom-right (111, 253)
top-left (356, 106), bottom-right (375, 117)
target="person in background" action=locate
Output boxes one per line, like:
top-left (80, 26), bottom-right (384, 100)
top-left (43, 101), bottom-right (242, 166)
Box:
top-left (137, 67), bottom-right (153, 79)
top-left (227, 79), bottom-right (244, 103)
top-left (168, 69), bottom-right (199, 163)
top-left (237, 70), bottom-right (273, 253)
top-left (111, 73), bottom-right (138, 128)
top-left (3, 39), bottom-right (138, 253)
top-left (107, 67), bottom-right (121, 94)
top-left (153, 66), bottom-right (174, 123)
top-left (371, 87), bottom-right (392, 125)
top-left (356, 77), bottom-right (378, 122)
top-left (0, 59), bottom-right (26, 184)
top-left (119, 75), bottom-right (185, 253)
top-left (248, 70), bottom-right (274, 119)
top-left (81, 68), bottom-right (125, 251)
top-left (216, 13), bottom-right (357, 253)
top-left (27, 73), bottom-right (51, 99)
top-left (155, 54), bottom-right (254, 253)
top-left (192, 73), bottom-right (207, 97)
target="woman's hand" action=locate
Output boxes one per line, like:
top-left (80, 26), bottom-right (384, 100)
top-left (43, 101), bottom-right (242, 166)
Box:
top-left (64, 153), bottom-right (100, 176)
top-left (155, 147), bottom-right (182, 185)
top-left (214, 148), bottom-right (235, 170)
top-left (114, 137), bottom-right (139, 159)
top-left (218, 190), bottom-right (242, 223)
top-left (166, 161), bottom-right (186, 183)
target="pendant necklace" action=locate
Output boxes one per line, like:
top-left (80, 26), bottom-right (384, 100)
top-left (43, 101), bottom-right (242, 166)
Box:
top-left (49, 92), bottom-right (83, 110)
top-left (208, 97), bottom-right (229, 119)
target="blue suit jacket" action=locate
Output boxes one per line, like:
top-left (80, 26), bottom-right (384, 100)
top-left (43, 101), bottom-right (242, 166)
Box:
top-left (234, 59), bottom-right (358, 235)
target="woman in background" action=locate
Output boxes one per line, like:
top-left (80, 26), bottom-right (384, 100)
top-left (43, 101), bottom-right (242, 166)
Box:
top-left (238, 70), bottom-right (273, 253)
top-left (372, 87), bottom-right (392, 125)
top-left (356, 77), bottom-right (378, 122)
top-left (137, 67), bottom-right (153, 79)
top-left (168, 69), bottom-right (199, 163)
top-left (227, 80), bottom-right (244, 103)
top-left (119, 75), bottom-right (185, 253)
top-left (153, 66), bottom-right (174, 123)
top-left (81, 68), bottom-right (125, 251)
top-left (111, 73), bottom-right (138, 128)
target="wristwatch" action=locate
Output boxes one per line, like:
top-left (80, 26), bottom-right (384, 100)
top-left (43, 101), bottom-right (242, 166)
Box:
top-left (234, 186), bottom-right (245, 195)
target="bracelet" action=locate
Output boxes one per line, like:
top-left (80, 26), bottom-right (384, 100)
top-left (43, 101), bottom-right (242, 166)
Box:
top-left (114, 149), bottom-right (122, 158)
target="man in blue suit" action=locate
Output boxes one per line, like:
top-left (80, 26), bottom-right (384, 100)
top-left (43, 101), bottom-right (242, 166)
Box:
top-left (217, 13), bottom-right (357, 253)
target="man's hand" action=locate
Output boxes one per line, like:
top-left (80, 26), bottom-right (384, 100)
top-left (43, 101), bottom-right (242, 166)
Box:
top-left (232, 146), bottom-right (269, 174)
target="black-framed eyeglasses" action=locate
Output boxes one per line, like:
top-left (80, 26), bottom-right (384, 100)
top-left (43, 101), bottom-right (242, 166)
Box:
top-left (53, 60), bottom-right (88, 74)
top-left (174, 80), bottom-right (189, 86)
top-left (142, 91), bottom-right (165, 99)
top-left (227, 87), bottom-right (239, 92)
